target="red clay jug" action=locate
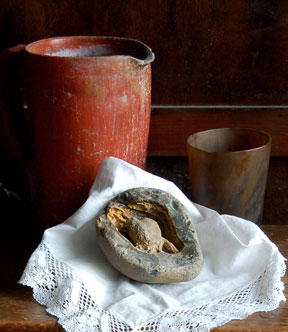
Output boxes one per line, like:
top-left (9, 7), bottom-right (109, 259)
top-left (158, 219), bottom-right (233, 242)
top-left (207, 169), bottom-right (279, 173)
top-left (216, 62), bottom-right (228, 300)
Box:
top-left (1, 36), bottom-right (154, 226)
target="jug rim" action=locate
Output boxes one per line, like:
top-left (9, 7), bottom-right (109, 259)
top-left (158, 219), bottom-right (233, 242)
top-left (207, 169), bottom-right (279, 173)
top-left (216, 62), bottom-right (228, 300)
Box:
top-left (25, 36), bottom-right (155, 65)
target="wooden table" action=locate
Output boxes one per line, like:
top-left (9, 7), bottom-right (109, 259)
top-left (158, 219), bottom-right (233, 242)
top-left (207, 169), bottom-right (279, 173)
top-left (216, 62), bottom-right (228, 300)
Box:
top-left (0, 225), bottom-right (287, 332)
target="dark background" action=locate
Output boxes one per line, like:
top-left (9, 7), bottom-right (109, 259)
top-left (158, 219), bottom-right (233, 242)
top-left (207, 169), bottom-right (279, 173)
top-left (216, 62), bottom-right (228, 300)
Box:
top-left (0, 0), bottom-right (287, 226)
top-left (1, 0), bottom-right (288, 106)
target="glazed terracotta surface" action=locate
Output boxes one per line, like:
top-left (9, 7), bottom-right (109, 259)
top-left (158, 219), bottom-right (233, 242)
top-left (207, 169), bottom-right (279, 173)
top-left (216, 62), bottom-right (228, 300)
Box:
top-left (3, 36), bottom-right (154, 225)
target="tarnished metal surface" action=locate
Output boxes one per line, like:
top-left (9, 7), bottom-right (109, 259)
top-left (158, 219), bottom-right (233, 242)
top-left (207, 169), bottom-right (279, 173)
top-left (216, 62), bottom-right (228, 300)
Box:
top-left (187, 128), bottom-right (271, 224)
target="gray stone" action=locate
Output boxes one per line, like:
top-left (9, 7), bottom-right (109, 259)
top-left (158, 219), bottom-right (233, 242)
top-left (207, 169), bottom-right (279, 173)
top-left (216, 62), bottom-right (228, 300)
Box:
top-left (96, 187), bottom-right (203, 283)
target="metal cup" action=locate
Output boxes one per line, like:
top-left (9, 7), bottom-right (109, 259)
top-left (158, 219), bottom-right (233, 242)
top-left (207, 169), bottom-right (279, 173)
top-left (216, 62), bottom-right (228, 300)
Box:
top-left (187, 128), bottom-right (271, 224)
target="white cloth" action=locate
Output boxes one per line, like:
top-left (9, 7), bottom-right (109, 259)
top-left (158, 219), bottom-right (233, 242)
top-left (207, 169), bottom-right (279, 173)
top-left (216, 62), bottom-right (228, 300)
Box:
top-left (19, 157), bottom-right (286, 332)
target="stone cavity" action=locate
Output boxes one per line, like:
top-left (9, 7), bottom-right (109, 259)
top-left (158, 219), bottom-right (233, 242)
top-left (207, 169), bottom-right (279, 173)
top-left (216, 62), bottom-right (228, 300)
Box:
top-left (96, 187), bottom-right (203, 283)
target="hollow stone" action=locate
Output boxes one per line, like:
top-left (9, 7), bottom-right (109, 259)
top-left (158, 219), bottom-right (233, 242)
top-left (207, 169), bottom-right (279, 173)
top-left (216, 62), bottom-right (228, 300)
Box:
top-left (95, 187), bottom-right (203, 283)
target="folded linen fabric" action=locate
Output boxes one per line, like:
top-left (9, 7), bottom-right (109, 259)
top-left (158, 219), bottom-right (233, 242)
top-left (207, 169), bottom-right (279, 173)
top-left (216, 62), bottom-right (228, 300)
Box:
top-left (19, 157), bottom-right (286, 332)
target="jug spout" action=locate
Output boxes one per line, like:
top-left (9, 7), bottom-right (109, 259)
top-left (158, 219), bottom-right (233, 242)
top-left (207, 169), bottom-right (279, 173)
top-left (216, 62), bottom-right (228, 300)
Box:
top-left (129, 51), bottom-right (155, 66)
top-left (126, 39), bottom-right (155, 66)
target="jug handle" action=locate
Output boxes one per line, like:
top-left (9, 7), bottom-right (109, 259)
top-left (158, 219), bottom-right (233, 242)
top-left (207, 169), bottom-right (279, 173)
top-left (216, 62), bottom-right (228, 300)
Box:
top-left (0, 44), bottom-right (30, 161)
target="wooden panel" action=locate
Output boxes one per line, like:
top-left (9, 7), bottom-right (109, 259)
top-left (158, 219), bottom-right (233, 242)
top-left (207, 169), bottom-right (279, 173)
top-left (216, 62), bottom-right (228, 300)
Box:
top-left (1, 1), bottom-right (288, 105)
top-left (1, 107), bottom-right (288, 157)
top-left (148, 107), bottom-right (288, 156)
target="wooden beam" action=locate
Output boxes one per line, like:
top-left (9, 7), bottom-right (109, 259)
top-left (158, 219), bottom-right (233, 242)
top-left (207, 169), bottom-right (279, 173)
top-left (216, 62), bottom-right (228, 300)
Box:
top-left (148, 107), bottom-right (288, 156)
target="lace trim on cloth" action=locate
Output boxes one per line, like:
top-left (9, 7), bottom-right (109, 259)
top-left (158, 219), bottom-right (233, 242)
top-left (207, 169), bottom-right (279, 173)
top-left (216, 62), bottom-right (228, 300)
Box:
top-left (19, 242), bottom-right (286, 332)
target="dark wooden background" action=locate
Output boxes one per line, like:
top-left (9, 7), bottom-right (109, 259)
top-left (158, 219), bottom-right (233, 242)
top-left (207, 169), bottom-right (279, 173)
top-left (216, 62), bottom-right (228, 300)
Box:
top-left (0, 0), bottom-right (288, 156)
top-left (1, 0), bottom-right (288, 106)
top-left (0, 0), bottom-right (287, 224)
